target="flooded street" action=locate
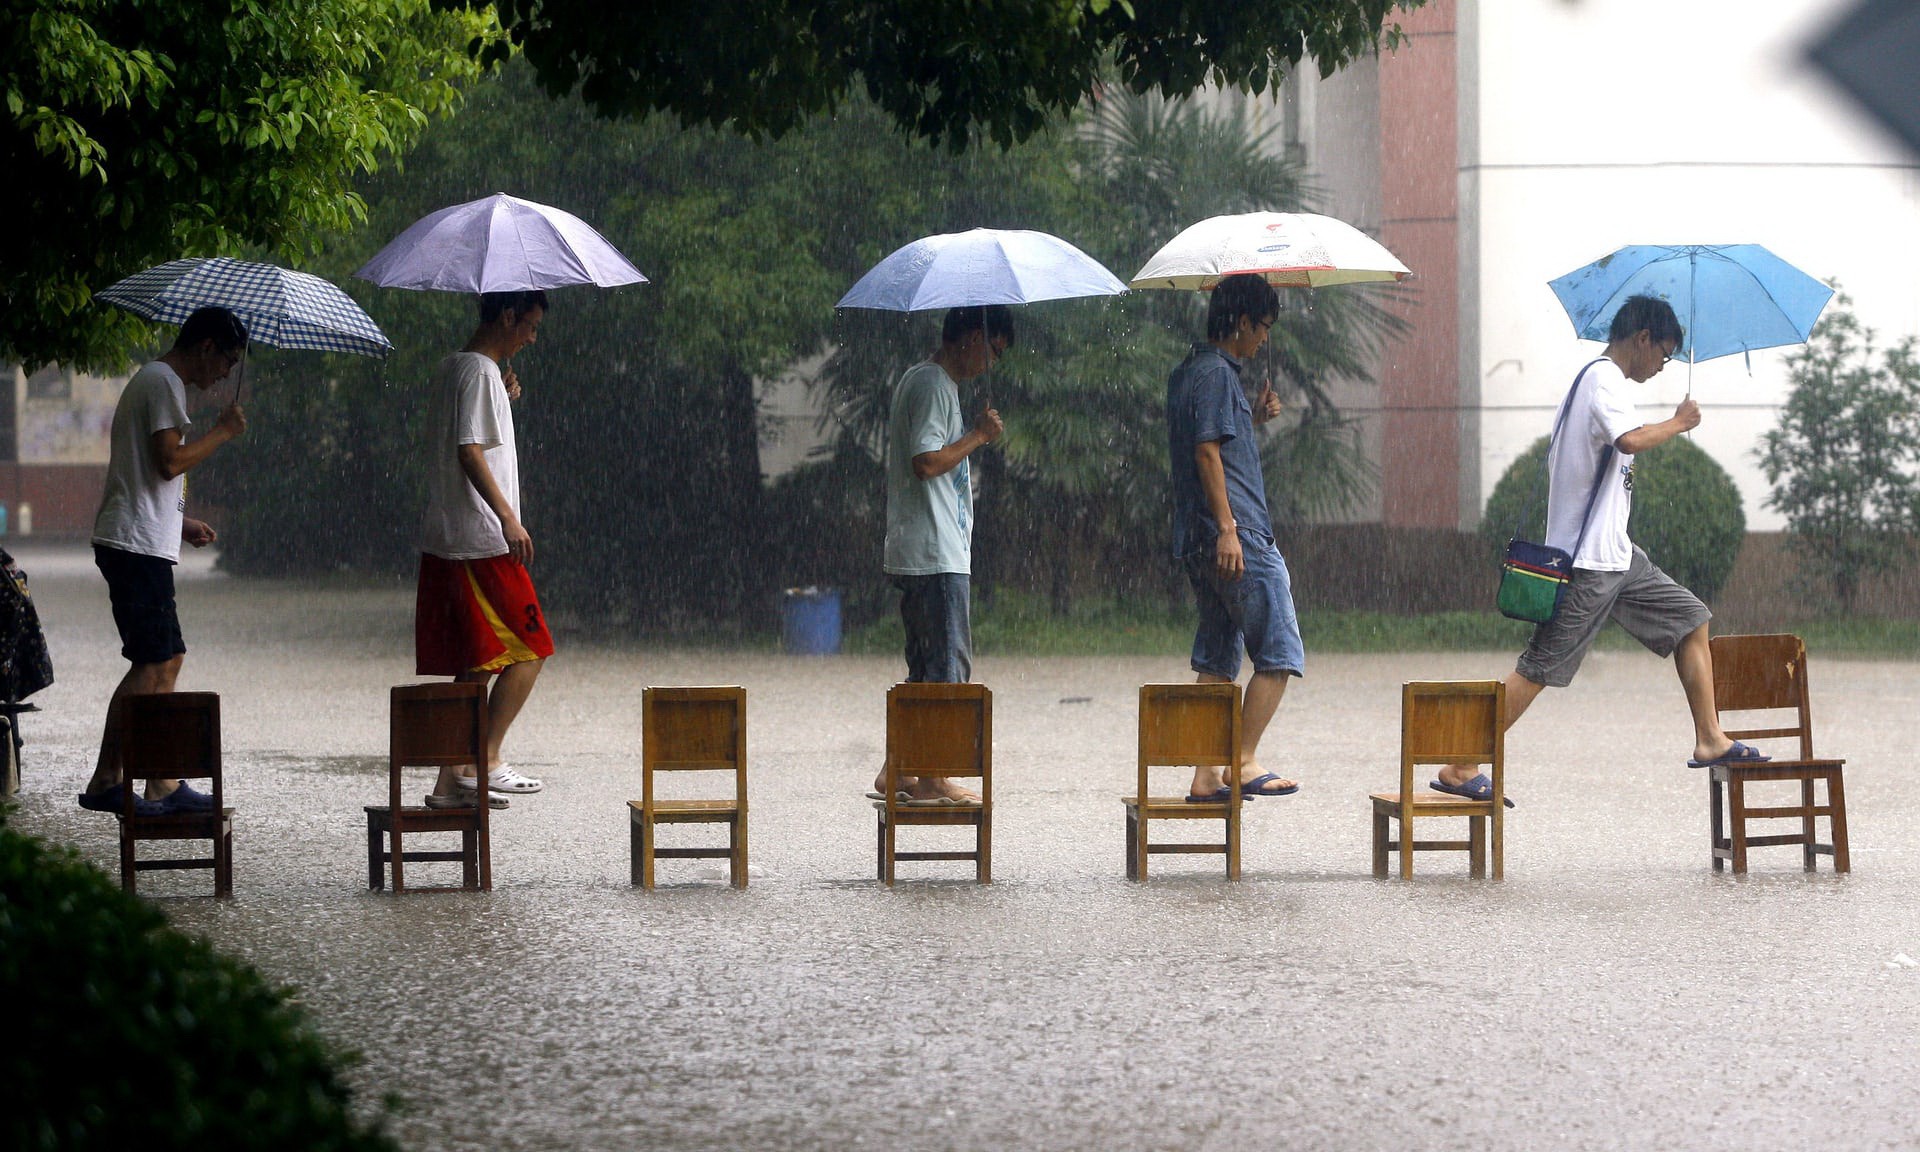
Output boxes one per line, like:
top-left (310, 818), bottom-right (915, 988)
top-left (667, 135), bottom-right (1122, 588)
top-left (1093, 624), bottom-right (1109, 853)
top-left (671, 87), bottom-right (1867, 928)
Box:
top-left (10, 540), bottom-right (1919, 1150)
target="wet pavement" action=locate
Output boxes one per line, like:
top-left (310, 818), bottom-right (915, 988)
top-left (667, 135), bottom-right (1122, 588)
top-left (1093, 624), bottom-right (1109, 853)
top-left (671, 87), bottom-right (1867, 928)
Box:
top-left (9, 540), bottom-right (1918, 1150)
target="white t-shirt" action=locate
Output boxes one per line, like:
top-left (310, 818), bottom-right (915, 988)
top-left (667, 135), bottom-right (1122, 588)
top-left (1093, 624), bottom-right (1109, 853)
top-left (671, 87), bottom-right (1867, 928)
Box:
top-left (419, 352), bottom-right (518, 560)
top-left (92, 361), bottom-right (192, 562)
top-left (1545, 356), bottom-right (1643, 572)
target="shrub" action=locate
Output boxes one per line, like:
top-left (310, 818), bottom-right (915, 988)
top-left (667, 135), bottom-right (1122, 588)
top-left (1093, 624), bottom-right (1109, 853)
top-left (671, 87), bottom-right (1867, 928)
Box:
top-left (0, 822), bottom-right (398, 1152)
top-left (1483, 434), bottom-right (1745, 602)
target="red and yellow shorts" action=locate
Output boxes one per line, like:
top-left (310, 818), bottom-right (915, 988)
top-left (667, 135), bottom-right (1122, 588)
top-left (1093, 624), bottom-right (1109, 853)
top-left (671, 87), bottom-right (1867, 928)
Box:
top-left (415, 553), bottom-right (555, 676)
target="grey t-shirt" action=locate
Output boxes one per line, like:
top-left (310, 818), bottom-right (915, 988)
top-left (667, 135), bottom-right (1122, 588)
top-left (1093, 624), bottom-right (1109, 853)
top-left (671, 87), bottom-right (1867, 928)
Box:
top-left (92, 361), bottom-right (191, 562)
top-left (883, 361), bottom-right (971, 575)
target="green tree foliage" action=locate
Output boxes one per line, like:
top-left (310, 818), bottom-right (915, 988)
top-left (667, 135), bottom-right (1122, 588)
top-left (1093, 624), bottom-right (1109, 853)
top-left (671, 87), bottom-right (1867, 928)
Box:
top-left (456, 0), bottom-right (1422, 149)
top-left (1758, 297), bottom-right (1920, 610)
top-left (1484, 434), bottom-right (1745, 603)
top-left (1, 0), bottom-right (502, 370)
top-left (0, 822), bottom-right (398, 1151)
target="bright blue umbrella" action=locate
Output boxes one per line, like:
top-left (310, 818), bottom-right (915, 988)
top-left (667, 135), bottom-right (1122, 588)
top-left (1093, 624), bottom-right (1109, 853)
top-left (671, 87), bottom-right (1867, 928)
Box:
top-left (1547, 244), bottom-right (1833, 365)
top-left (837, 228), bottom-right (1126, 311)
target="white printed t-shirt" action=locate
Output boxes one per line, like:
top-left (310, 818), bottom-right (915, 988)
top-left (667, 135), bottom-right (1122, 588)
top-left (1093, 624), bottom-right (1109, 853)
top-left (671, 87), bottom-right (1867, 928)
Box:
top-left (419, 351), bottom-right (518, 560)
top-left (1545, 356), bottom-right (1642, 572)
top-left (92, 361), bottom-right (191, 562)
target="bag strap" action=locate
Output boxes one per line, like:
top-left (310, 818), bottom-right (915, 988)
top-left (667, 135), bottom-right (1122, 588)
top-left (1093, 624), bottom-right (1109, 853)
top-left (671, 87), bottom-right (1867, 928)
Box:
top-left (1518, 358), bottom-right (1615, 556)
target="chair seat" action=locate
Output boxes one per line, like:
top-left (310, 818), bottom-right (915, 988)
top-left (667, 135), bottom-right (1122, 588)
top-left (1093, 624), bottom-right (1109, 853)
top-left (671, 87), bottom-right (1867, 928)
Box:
top-left (1123, 795), bottom-right (1234, 817)
top-left (628, 798), bottom-right (739, 822)
top-left (1707, 757), bottom-right (1844, 779)
top-left (119, 809), bottom-right (235, 838)
top-left (1371, 791), bottom-right (1493, 815)
top-left (364, 804), bottom-right (484, 833)
top-left (876, 800), bottom-right (985, 826)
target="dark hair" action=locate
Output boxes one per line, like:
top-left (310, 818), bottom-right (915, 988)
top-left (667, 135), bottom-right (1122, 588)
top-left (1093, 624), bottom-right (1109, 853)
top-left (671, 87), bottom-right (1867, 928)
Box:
top-left (174, 307), bottom-right (248, 354)
top-left (1206, 274), bottom-right (1280, 340)
top-left (479, 290), bottom-right (550, 325)
top-left (940, 304), bottom-right (1015, 348)
top-left (1607, 294), bottom-right (1684, 346)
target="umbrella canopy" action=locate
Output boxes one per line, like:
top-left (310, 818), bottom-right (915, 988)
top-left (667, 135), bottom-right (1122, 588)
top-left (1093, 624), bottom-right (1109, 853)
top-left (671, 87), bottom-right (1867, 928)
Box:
top-left (354, 193), bottom-right (648, 293)
top-left (96, 257), bottom-right (392, 356)
top-left (1809, 0), bottom-right (1920, 159)
top-left (836, 228), bottom-right (1127, 311)
top-left (1547, 244), bottom-right (1833, 364)
top-left (1129, 211), bottom-right (1412, 290)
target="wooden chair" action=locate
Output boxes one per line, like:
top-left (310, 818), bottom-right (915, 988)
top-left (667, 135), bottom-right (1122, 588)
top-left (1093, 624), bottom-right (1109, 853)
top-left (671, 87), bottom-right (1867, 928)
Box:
top-left (364, 683), bottom-right (490, 893)
top-left (1123, 683), bottom-right (1242, 881)
top-left (1371, 680), bottom-right (1506, 880)
top-left (1706, 634), bottom-right (1848, 874)
top-left (118, 691), bottom-right (231, 897)
top-left (630, 686), bottom-right (748, 889)
top-left (876, 683), bottom-right (991, 885)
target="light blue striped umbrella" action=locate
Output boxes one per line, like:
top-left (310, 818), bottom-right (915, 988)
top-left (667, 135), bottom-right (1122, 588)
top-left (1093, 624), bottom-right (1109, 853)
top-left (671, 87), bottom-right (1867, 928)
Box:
top-left (97, 257), bottom-right (393, 357)
top-left (837, 228), bottom-right (1126, 311)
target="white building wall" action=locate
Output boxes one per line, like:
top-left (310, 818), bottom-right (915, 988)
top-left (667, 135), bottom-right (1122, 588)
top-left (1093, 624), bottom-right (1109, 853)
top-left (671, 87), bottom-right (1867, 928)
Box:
top-left (1462, 0), bottom-right (1920, 528)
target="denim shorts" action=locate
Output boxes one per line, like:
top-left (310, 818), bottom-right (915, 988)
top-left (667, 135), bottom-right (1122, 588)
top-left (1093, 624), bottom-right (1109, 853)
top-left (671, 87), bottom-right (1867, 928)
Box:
top-left (892, 572), bottom-right (972, 683)
top-left (1183, 531), bottom-right (1305, 680)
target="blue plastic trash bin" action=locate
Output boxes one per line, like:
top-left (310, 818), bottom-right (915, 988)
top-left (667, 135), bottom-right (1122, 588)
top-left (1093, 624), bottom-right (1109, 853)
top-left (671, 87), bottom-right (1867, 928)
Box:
top-left (780, 587), bottom-right (842, 655)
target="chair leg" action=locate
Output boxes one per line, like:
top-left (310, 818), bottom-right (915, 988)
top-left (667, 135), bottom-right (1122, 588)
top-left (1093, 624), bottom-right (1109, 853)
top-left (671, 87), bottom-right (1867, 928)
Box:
top-left (462, 828), bottom-right (478, 890)
top-left (120, 826), bottom-right (137, 895)
top-left (1125, 809), bottom-right (1139, 881)
top-left (640, 815), bottom-right (656, 891)
top-left (630, 812), bottom-right (644, 887)
top-left (1801, 776), bottom-right (1817, 872)
top-left (367, 817), bottom-right (385, 891)
top-left (390, 825), bottom-right (406, 893)
top-left (1709, 775), bottom-right (1725, 872)
top-left (1224, 808), bottom-right (1240, 882)
top-left (731, 813), bottom-right (748, 890)
top-left (1826, 769), bottom-right (1850, 874)
top-left (1398, 808), bottom-right (1414, 880)
top-left (215, 823), bottom-right (234, 898)
top-left (883, 812), bottom-right (897, 887)
top-left (1491, 808), bottom-right (1504, 881)
top-left (976, 813), bottom-right (991, 885)
top-left (1371, 811), bottom-right (1388, 878)
top-left (1469, 815), bottom-right (1486, 880)
top-left (1728, 776), bottom-right (1749, 875)
top-left (876, 813), bottom-right (886, 881)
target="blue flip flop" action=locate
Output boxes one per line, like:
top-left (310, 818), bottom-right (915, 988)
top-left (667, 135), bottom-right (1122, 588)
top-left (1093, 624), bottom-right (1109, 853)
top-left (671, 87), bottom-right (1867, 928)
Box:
top-left (1185, 786), bottom-right (1233, 804)
top-left (1428, 773), bottom-right (1516, 808)
top-left (1239, 772), bottom-right (1299, 798)
top-left (77, 785), bottom-right (163, 817)
top-left (1688, 740), bottom-right (1771, 768)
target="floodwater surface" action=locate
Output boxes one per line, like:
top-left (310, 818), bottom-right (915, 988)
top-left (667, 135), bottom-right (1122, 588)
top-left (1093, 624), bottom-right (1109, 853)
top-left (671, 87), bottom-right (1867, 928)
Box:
top-left (10, 542), bottom-right (1918, 1151)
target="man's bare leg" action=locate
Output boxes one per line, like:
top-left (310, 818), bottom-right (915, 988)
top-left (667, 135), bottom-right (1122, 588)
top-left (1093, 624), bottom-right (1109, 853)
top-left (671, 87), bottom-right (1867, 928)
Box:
top-left (1189, 670), bottom-right (1292, 796)
top-left (86, 655), bottom-right (184, 799)
top-left (1673, 622), bottom-right (1738, 761)
top-left (1438, 670), bottom-right (1545, 789)
top-left (434, 658), bottom-right (543, 791)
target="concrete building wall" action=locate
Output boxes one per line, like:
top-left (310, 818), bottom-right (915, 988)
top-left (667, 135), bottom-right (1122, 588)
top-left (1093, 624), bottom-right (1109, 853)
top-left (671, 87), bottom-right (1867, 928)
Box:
top-left (1462, 0), bottom-right (1920, 529)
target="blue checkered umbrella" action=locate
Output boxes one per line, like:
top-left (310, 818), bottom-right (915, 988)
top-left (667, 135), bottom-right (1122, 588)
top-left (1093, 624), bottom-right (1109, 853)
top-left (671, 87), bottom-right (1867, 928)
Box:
top-left (97, 257), bottom-right (392, 357)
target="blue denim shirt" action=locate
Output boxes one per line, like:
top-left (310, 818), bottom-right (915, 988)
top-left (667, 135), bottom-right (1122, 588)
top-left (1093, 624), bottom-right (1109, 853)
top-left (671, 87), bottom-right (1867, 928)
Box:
top-left (1167, 343), bottom-right (1271, 558)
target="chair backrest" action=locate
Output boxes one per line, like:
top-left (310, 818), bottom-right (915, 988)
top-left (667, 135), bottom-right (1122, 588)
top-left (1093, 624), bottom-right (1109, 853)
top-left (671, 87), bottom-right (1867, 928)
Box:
top-left (120, 692), bottom-right (220, 789)
top-left (1709, 633), bottom-right (1814, 759)
top-left (886, 683), bottom-right (991, 790)
top-left (642, 686), bottom-right (746, 805)
top-left (390, 683), bottom-right (488, 816)
top-left (1399, 681), bottom-right (1503, 794)
top-left (1138, 683), bottom-right (1240, 801)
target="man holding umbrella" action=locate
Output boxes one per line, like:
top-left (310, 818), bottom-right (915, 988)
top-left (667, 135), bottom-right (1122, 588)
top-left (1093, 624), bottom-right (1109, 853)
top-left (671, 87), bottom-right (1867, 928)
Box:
top-left (873, 305), bottom-right (1009, 804)
top-left (415, 290), bottom-right (555, 807)
top-left (80, 306), bottom-right (248, 815)
top-left (1436, 295), bottom-right (1766, 801)
top-left (1167, 273), bottom-right (1301, 802)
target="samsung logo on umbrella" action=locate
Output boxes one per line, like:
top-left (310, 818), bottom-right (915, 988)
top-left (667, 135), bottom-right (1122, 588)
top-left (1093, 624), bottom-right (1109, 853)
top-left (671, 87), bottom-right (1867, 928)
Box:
top-left (1258, 244), bottom-right (1292, 253)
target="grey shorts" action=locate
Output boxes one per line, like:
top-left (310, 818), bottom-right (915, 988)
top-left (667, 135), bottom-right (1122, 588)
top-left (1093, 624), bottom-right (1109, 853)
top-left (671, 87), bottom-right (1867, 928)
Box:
top-left (1515, 546), bottom-right (1710, 688)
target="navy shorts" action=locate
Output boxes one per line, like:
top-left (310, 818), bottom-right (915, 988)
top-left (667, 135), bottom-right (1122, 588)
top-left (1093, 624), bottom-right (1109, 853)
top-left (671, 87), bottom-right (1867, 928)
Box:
top-left (95, 545), bottom-right (185, 665)
top-left (1183, 530), bottom-right (1305, 680)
